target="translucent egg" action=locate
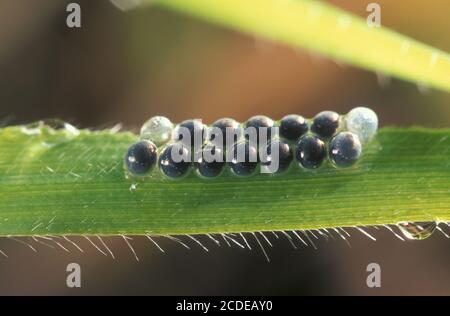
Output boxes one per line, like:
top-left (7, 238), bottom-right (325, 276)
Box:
top-left (158, 143), bottom-right (192, 179)
top-left (329, 132), bottom-right (362, 167)
top-left (172, 119), bottom-right (206, 148)
top-left (295, 135), bottom-right (326, 169)
top-left (140, 116), bottom-right (173, 146)
top-left (345, 107), bottom-right (378, 143)
top-left (311, 111), bottom-right (340, 139)
top-left (124, 140), bottom-right (158, 175)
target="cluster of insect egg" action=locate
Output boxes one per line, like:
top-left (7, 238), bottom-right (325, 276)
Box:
top-left (124, 107), bottom-right (378, 179)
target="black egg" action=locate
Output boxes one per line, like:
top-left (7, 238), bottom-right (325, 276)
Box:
top-left (261, 140), bottom-right (293, 174)
top-left (194, 145), bottom-right (225, 178)
top-left (174, 119), bottom-right (205, 148)
top-left (279, 114), bottom-right (309, 141)
top-left (329, 132), bottom-right (362, 167)
top-left (295, 135), bottom-right (326, 169)
top-left (228, 142), bottom-right (259, 177)
top-left (124, 140), bottom-right (158, 175)
top-left (209, 118), bottom-right (242, 149)
top-left (311, 111), bottom-right (340, 138)
top-left (159, 143), bottom-right (191, 179)
top-left (244, 115), bottom-right (274, 147)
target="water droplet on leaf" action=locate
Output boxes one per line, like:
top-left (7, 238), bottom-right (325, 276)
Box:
top-left (47, 119), bottom-right (80, 138)
top-left (129, 183), bottom-right (138, 192)
top-left (22, 120), bottom-right (80, 145)
top-left (397, 221), bottom-right (436, 240)
top-left (21, 122), bottom-right (43, 135)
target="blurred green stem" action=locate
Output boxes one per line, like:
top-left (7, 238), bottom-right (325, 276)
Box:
top-left (154, 0), bottom-right (450, 92)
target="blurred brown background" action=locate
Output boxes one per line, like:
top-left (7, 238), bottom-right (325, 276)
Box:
top-left (0, 0), bottom-right (449, 295)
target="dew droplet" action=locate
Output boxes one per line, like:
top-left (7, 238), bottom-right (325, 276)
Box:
top-left (140, 116), bottom-right (173, 146)
top-left (58, 121), bottom-right (80, 138)
top-left (397, 221), bottom-right (436, 240)
top-left (129, 183), bottom-right (138, 192)
top-left (21, 121), bottom-right (45, 135)
top-left (22, 120), bottom-right (80, 146)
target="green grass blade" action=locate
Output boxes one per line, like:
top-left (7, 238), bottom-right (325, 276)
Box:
top-left (153, 0), bottom-right (450, 92)
top-left (0, 126), bottom-right (449, 236)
